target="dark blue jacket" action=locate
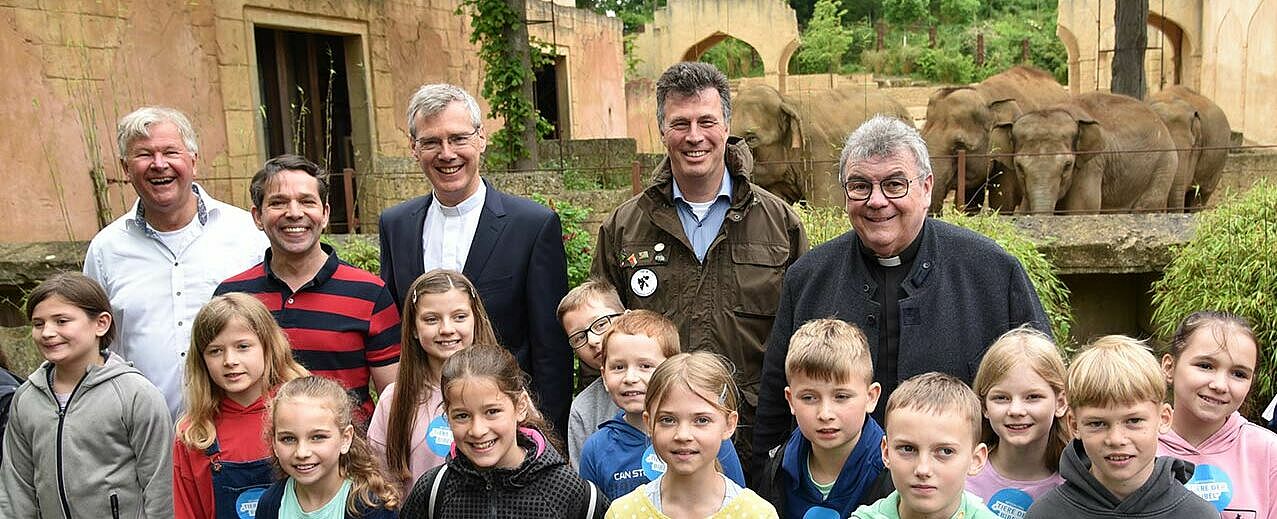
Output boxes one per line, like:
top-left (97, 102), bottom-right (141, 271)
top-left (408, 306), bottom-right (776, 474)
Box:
top-left (579, 410), bottom-right (746, 500)
top-left (255, 479), bottom-right (396, 519)
top-left (758, 417), bottom-right (890, 518)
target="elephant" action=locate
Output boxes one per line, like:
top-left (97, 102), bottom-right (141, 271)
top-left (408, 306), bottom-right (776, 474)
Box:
top-left (990, 92), bottom-right (1177, 214)
top-left (1146, 85), bottom-right (1231, 210)
top-left (922, 65), bottom-right (1068, 213)
top-left (730, 83), bottom-right (912, 207)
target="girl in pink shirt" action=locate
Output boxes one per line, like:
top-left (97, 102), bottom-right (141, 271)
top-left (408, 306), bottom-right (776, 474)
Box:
top-left (368, 269), bottom-right (499, 498)
top-left (1159, 310), bottom-right (1277, 518)
top-left (968, 327), bottom-right (1070, 519)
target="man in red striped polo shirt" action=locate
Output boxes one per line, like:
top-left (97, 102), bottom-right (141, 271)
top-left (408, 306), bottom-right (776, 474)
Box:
top-left (216, 154), bottom-right (401, 424)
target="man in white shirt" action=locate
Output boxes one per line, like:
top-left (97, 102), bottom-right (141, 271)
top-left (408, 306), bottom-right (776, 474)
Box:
top-left (378, 84), bottom-right (572, 437)
top-left (83, 106), bottom-right (267, 418)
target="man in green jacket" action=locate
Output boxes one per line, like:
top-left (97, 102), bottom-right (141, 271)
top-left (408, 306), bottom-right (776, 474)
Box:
top-left (591, 62), bottom-right (808, 474)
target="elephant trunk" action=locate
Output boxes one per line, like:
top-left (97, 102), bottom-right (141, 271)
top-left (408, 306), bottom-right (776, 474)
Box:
top-left (927, 144), bottom-right (956, 213)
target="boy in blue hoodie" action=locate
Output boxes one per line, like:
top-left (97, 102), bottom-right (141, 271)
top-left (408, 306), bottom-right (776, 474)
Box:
top-left (756, 319), bottom-right (890, 517)
top-left (577, 310), bottom-right (745, 500)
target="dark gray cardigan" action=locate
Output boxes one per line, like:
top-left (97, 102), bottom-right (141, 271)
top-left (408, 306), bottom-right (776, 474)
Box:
top-left (751, 218), bottom-right (1050, 477)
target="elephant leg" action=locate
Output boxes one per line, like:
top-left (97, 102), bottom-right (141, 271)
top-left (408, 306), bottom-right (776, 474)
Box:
top-left (1061, 165), bottom-right (1104, 214)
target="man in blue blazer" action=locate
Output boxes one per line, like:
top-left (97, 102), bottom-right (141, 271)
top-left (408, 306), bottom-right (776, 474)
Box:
top-left (379, 83), bottom-right (571, 435)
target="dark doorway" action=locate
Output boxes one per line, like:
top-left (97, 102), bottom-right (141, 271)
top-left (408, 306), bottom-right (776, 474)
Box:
top-left (254, 27), bottom-right (359, 232)
top-left (534, 56), bottom-right (569, 140)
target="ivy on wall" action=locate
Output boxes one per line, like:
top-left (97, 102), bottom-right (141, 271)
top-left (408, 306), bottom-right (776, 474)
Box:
top-left (457, 0), bottom-right (553, 169)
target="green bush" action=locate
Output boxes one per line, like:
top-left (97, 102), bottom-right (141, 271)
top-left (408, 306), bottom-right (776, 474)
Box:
top-left (323, 234), bottom-right (381, 274)
top-left (916, 47), bottom-right (977, 83)
top-left (795, 204), bottom-right (1073, 350)
top-left (532, 194), bottom-right (594, 288)
top-left (1151, 182), bottom-right (1277, 416)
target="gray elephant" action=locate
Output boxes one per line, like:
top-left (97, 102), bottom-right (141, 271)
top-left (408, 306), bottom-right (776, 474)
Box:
top-left (731, 83), bottom-right (912, 207)
top-left (1146, 86), bottom-right (1231, 210)
top-left (991, 92), bottom-right (1177, 214)
top-left (922, 65), bottom-right (1068, 213)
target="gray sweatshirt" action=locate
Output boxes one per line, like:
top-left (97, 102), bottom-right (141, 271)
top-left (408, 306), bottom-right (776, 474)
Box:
top-left (567, 377), bottom-right (620, 469)
top-left (1026, 439), bottom-right (1216, 519)
top-left (0, 353), bottom-right (174, 518)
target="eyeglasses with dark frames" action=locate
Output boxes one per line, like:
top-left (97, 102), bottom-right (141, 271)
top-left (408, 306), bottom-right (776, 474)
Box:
top-left (843, 174), bottom-right (925, 201)
top-left (567, 313), bottom-right (623, 350)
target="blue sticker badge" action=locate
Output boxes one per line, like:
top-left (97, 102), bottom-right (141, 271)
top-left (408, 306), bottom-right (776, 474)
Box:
top-left (803, 506), bottom-right (841, 519)
top-left (236, 487), bottom-right (266, 519)
top-left (1185, 464), bottom-right (1233, 512)
top-left (641, 445), bottom-right (667, 480)
top-left (987, 488), bottom-right (1033, 519)
top-left (426, 415), bottom-right (454, 457)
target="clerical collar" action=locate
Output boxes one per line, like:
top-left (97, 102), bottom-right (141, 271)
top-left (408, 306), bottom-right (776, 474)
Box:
top-left (859, 222), bottom-right (925, 268)
top-left (433, 181), bottom-right (486, 217)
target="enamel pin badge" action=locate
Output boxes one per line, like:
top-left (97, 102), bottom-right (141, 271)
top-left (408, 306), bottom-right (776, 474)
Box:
top-left (630, 268), bottom-right (658, 297)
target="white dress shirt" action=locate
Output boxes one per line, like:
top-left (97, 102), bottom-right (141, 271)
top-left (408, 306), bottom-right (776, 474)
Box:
top-left (422, 181), bottom-right (486, 273)
top-left (83, 184), bottom-right (267, 419)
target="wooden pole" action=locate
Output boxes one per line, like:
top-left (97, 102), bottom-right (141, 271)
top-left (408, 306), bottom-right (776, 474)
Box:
top-left (631, 160), bottom-right (642, 195)
top-left (343, 168), bottom-right (359, 233)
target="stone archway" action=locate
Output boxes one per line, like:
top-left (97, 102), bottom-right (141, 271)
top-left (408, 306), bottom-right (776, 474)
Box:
top-left (631, 0), bottom-right (799, 89)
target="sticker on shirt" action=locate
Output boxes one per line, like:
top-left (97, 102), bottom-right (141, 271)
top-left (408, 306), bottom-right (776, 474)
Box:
top-left (631, 268), bottom-right (658, 298)
top-left (1184, 464), bottom-right (1233, 512)
top-left (426, 415), bottom-right (454, 457)
top-left (986, 488), bottom-right (1034, 519)
top-left (236, 487), bottom-right (266, 519)
top-left (802, 507), bottom-right (840, 519)
top-left (641, 444), bottom-right (667, 480)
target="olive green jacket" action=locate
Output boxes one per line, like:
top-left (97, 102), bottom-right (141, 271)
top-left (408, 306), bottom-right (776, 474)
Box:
top-left (590, 137), bottom-right (808, 408)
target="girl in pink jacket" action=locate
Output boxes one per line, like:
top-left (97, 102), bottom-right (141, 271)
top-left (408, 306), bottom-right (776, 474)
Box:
top-left (1158, 310), bottom-right (1277, 518)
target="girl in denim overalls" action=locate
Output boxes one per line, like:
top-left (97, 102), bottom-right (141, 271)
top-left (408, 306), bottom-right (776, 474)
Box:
top-left (174, 293), bottom-right (310, 518)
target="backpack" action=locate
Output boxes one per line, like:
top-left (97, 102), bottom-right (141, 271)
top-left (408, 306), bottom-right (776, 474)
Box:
top-left (0, 368), bottom-right (21, 463)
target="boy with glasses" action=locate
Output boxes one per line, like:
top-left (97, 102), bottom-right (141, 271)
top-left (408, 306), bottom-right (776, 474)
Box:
top-left (556, 278), bottom-right (626, 468)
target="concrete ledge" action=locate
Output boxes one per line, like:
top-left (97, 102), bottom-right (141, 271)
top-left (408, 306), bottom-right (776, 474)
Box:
top-left (1010, 214), bottom-right (1197, 275)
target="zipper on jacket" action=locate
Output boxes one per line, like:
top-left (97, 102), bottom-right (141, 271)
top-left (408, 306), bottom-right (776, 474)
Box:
top-left (47, 370), bottom-right (90, 519)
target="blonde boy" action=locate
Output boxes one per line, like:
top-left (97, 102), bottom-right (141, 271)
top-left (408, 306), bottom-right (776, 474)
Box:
top-left (757, 319), bottom-right (887, 517)
top-left (557, 278), bottom-right (625, 468)
top-left (1026, 336), bottom-right (1214, 518)
top-left (577, 310), bottom-right (746, 500)
top-left (852, 372), bottom-right (994, 519)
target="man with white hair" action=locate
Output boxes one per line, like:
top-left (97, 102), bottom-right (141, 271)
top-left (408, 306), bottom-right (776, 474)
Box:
top-left (378, 84), bottom-right (572, 435)
top-left (84, 106), bottom-right (267, 417)
top-left (751, 115), bottom-right (1050, 476)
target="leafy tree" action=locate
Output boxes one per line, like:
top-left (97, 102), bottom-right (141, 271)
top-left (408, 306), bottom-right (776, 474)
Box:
top-left (882, 0), bottom-right (931, 27)
top-left (937, 0), bottom-right (980, 25)
top-left (700, 38), bottom-right (764, 79)
top-left (795, 0), bottom-right (854, 74)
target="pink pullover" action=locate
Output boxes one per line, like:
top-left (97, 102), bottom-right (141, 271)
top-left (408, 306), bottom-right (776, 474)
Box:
top-left (1158, 411), bottom-right (1277, 519)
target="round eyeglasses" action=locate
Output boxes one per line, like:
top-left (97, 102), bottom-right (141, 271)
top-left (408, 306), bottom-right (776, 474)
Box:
top-left (413, 128), bottom-right (481, 154)
top-left (843, 175), bottom-right (924, 201)
top-left (567, 313), bottom-right (623, 350)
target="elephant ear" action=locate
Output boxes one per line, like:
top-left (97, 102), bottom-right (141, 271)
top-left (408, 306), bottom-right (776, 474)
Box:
top-left (781, 101), bottom-right (803, 149)
top-left (1074, 117), bottom-right (1104, 167)
top-left (988, 121), bottom-right (1015, 170)
top-left (988, 98), bottom-right (1024, 126)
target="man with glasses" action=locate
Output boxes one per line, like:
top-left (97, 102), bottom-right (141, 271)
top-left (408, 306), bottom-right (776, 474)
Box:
top-left (592, 62), bottom-right (808, 473)
top-left (379, 83), bottom-right (572, 436)
top-left (84, 106), bottom-right (267, 418)
top-left (751, 115), bottom-right (1050, 476)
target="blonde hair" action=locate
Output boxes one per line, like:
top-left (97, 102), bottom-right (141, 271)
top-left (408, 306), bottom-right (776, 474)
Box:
top-left (785, 318), bottom-right (873, 384)
top-left (387, 269), bottom-right (497, 483)
top-left (972, 326), bottom-right (1070, 472)
top-left (645, 352), bottom-right (739, 422)
top-left (601, 310), bottom-right (680, 360)
top-left (440, 344), bottom-right (563, 453)
top-left (179, 293), bottom-right (309, 450)
top-left (886, 372), bottom-right (983, 445)
top-left (270, 376), bottom-right (400, 512)
top-left (1068, 335), bottom-right (1165, 410)
top-left (556, 277), bottom-right (624, 323)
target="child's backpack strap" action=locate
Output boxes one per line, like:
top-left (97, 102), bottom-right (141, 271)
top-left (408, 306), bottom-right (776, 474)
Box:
top-left (428, 463), bottom-right (449, 518)
top-left (584, 479), bottom-right (600, 518)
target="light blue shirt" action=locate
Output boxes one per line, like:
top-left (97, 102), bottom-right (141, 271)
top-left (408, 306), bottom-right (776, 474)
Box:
top-left (672, 168), bottom-right (733, 262)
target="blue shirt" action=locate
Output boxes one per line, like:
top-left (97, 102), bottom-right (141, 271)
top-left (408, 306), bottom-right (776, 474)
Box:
top-left (672, 168), bottom-right (733, 262)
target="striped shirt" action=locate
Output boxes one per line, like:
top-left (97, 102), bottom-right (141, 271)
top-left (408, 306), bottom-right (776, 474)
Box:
top-left (215, 244), bottom-right (401, 421)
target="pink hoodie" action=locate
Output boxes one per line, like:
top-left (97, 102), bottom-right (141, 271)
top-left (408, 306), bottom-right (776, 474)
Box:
top-left (1158, 412), bottom-right (1277, 518)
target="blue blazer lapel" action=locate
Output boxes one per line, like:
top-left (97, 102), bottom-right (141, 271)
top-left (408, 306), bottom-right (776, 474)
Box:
top-left (463, 183), bottom-right (507, 282)
top-left (406, 194), bottom-right (432, 285)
